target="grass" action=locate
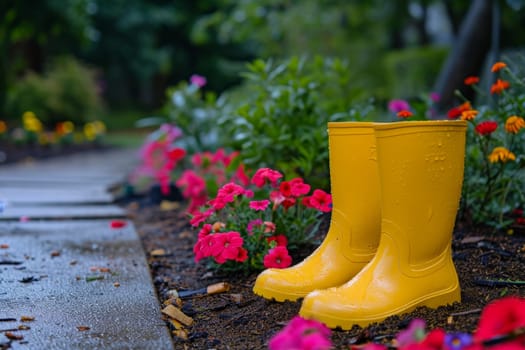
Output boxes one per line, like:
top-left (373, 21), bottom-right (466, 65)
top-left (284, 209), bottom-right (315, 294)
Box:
top-left (99, 108), bottom-right (160, 148)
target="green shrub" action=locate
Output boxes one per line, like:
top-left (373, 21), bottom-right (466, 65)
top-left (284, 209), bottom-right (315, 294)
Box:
top-left (6, 56), bottom-right (103, 126)
top-left (217, 56), bottom-right (375, 190)
top-left (383, 46), bottom-right (449, 99)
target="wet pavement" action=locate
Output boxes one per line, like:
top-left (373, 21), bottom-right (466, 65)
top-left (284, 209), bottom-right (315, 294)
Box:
top-left (0, 149), bottom-right (174, 349)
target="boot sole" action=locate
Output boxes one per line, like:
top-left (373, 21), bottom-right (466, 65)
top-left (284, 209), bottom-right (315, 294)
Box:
top-left (252, 284), bottom-right (305, 302)
top-left (300, 286), bottom-right (461, 330)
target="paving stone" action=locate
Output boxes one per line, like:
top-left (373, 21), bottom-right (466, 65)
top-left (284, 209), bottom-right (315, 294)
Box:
top-left (0, 205), bottom-right (126, 221)
top-left (0, 148), bottom-right (139, 189)
top-left (0, 186), bottom-right (113, 205)
top-left (0, 220), bottom-right (174, 350)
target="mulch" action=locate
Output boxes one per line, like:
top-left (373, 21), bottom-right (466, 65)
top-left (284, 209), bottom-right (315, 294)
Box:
top-left (126, 198), bottom-right (525, 350)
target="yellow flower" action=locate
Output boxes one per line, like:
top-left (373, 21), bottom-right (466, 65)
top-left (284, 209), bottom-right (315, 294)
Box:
top-left (0, 120), bottom-right (7, 134)
top-left (22, 111), bottom-right (43, 133)
top-left (84, 121), bottom-right (106, 141)
top-left (505, 116), bottom-right (525, 134)
top-left (461, 109), bottom-right (478, 121)
top-left (488, 147), bottom-right (516, 163)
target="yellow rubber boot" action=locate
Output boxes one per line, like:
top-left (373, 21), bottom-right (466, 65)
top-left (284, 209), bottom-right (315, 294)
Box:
top-left (252, 122), bottom-right (381, 302)
top-left (300, 120), bottom-right (466, 328)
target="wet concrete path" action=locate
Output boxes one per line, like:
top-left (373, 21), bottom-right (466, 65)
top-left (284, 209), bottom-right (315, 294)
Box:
top-left (0, 149), bottom-right (174, 349)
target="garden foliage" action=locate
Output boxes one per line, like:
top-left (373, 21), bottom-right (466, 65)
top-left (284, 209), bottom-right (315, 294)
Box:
top-left (6, 56), bottom-right (103, 126)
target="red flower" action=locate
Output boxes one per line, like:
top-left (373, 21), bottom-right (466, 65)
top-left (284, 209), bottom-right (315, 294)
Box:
top-left (309, 189), bottom-right (332, 212)
top-left (110, 220), bottom-right (126, 229)
top-left (235, 247), bottom-right (248, 262)
top-left (397, 110), bottom-right (413, 118)
top-left (475, 121), bottom-right (498, 136)
top-left (167, 147), bottom-right (186, 162)
top-left (263, 246), bottom-right (292, 269)
top-left (282, 197), bottom-right (296, 209)
top-left (447, 102), bottom-right (472, 119)
top-left (464, 76), bottom-right (480, 85)
top-left (402, 328), bottom-right (446, 350)
top-left (474, 296), bottom-right (525, 345)
top-left (267, 235), bottom-right (288, 247)
top-left (279, 181), bottom-right (292, 197)
top-left (490, 79), bottom-right (510, 95)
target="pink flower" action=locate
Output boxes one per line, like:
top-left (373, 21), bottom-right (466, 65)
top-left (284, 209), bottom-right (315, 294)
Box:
top-left (263, 246), bottom-right (292, 269)
top-left (289, 178), bottom-right (311, 197)
top-left (213, 232), bottom-right (244, 264)
top-left (176, 170), bottom-right (206, 199)
top-left (189, 209), bottom-right (213, 227)
top-left (251, 168), bottom-right (283, 188)
top-left (217, 182), bottom-right (245, 202)
top-left (263, 221), bottom-right (276, 233)
top-left (429, 92), bottom-right (440, 103)
top-left (249, 200), bottom-right (270, 211)
top-left (193, 234), bottom-right (219, 262)
top-left (233, 164), bottom-right (250, 187)
top-left (396, 319), bottom-right (427, 347)
top-left (270, 190), bottom-right (286, 207)
top-left (247, 219), bottom-right (263, 234)
top-left (190, 74), bottom-right (207, 88)
top-left (209, 197), bottom-right (227, 210)
top-left (309, 189), bottom-right (332, 212)
top-left (269, 316), bottom-right (331, 350)
top-left (388, 99), bottom-right (411, 113)
top-left (282, 197), bottom-right (296, 209)
top-left (197, 224), bottom-right (213, 239)
top-left (159, 123), bottom-right (182, 143)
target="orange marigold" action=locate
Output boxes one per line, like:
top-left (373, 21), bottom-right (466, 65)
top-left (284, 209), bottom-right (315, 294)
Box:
top-left (461, 109), bottom-right (478, 121)
top-left (490, 79), bottom-right (510, 94)
top-left (505, 116), bottom-right (525, 134)
top-left (464, 76), bottom-right (480, 85)
top-left (396, 110), bottom-right (413, 118)
top-left (491, 61), bottom-right (507, 72)
top-left (488, 147), bottom-right (516, 163)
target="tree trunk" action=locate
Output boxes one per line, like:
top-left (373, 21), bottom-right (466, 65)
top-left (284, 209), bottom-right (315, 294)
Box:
top-left (432, 0), bottom-right (494, 116)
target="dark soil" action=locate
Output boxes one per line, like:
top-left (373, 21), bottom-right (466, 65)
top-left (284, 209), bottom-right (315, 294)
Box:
top-left (125, 199), bottom-right (525, 350)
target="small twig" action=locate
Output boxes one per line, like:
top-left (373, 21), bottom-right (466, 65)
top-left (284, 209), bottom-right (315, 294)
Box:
top-left (450, 308), bottom-right (482, 317)
top-left (0, 319), bottom-right (16, 323)
top-left (0, 261), bottom-right (23, 265)
top-left (474, 278), bottom-right (525, 287)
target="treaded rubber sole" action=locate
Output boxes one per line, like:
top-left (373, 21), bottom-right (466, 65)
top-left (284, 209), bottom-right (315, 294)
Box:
top-left (252, 284), bottom-right (305, 303)
top-left (299, 286), bottom-right (461, 330)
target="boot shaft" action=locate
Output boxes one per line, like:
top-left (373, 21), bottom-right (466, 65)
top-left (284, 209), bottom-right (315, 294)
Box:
top-left (327, 122), bottom-right (381, 258)
top-left (374, 120), bottom-right (467, 268)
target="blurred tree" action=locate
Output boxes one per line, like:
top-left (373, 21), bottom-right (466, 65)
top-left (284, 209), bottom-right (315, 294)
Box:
top-left (0, 0), bottom-right (93, 118)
